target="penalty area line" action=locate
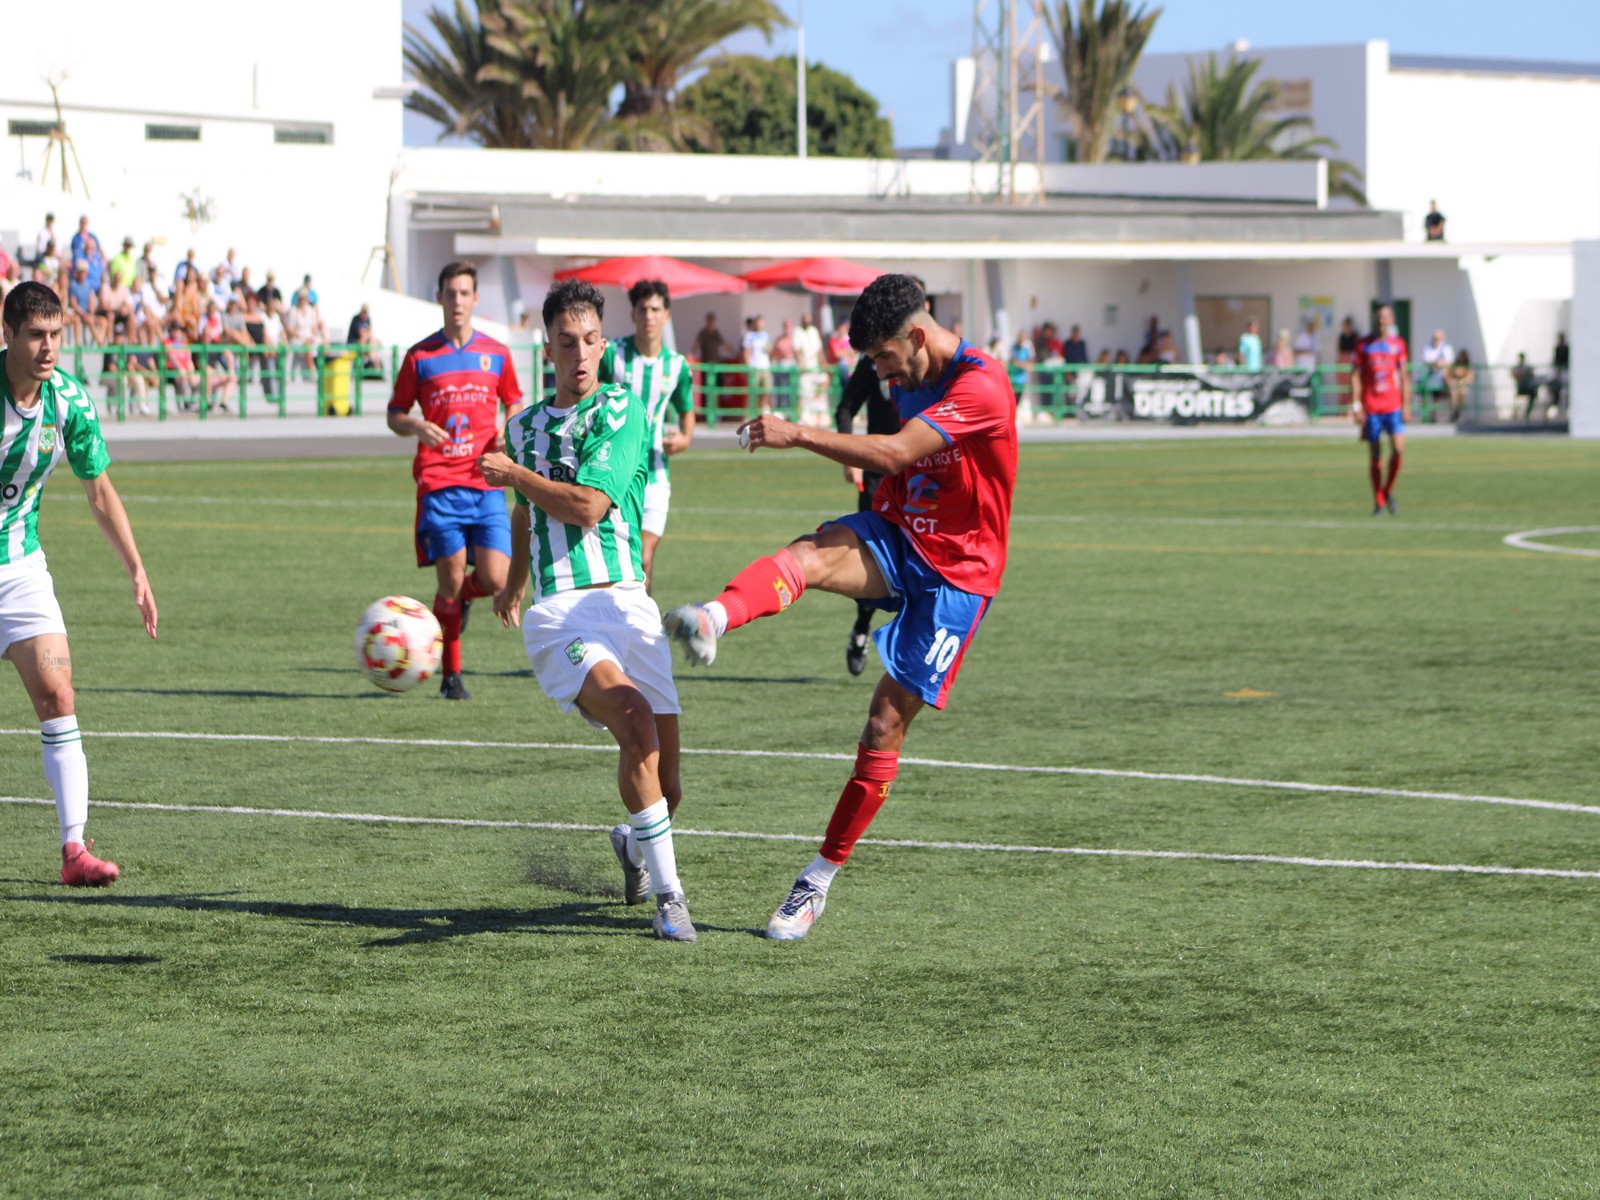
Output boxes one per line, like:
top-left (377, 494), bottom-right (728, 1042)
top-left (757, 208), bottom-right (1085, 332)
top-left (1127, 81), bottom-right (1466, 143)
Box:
top-left (0, 795), bottom-right (1594, 880)
top-left (0, 728), bottom-right (1596, 820)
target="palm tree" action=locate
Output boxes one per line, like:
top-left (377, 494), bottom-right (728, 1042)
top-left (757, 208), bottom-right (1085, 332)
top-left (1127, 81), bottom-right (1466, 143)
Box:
top-left (477, 0), bottom-right (633, 151)
top-left (1145, 54), bottom-right (1368, 203)
top-left (1044, 0), bottom-right (1163, 164)
top-left (613, 0), bottom-right (786, 120)
top-left (403, 0), bottom-right (538, 148)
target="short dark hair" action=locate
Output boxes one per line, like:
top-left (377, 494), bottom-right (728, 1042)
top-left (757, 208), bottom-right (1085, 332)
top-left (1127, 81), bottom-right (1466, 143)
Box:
top-left (848, 274), bottom-right (926, 351)
top-left (437, 261), bottom-right (477, 293)
top-left (542, 279), bottom-right (605, 328)
top-left (627, 278), bottom-right (670, 309)
top-left (3, 281), bottom-right (63, 332)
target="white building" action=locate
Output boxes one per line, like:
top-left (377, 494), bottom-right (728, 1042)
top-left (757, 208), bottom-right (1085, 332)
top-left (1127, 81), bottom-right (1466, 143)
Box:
top-left (2, 9), bottom-right (1593, 431)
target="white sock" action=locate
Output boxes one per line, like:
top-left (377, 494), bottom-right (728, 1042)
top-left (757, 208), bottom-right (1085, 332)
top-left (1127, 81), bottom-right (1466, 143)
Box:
top-left (705, 600), bottom-right (729, 637)
top-left (41, 716), bottom-right (88, 845)
top-left (802, 854), bottom-right (840, 895)
top-left (630, 799), bottom-right (683, 898)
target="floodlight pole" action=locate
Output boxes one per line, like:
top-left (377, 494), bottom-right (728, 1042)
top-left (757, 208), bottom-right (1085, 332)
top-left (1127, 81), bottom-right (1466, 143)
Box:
top-left (796, 0), bottom-right (807, 160)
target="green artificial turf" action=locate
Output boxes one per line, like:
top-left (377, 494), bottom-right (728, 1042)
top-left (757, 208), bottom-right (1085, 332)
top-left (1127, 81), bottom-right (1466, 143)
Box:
top-left (0, 434), bottom-right (1597, 1197)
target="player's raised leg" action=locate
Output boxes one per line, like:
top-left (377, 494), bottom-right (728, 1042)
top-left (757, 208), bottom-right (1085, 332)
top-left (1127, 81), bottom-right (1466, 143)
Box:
top-left (663, 523), bottom-right (888, 667)
top-left (8, 633), bottom-right (118, 886)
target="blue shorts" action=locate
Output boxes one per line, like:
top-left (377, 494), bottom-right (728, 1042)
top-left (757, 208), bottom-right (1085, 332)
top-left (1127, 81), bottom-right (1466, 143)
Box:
top-left (1362, 410), bottom-right (1405, 442)
top-left (825, 510), bottom-right (991, 710)
top-left (415, 486), bottom-right (512, 567)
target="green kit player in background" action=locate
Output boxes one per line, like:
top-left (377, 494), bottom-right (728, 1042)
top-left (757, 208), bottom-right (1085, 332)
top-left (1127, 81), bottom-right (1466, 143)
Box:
top-left (0, 282), bottom-right (158, 886)
top-left (598, 278), bottom-right (695, 591)
top-left (479, 279), bottom-right (696, 943)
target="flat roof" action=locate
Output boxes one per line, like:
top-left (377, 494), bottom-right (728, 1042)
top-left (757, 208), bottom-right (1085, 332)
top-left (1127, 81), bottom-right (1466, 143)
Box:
top-left (1391, 53), bottom-right (1600, 80)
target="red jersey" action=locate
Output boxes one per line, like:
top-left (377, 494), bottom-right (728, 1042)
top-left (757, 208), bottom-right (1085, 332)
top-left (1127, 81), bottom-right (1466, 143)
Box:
top-left (1353, 332), bottom-right (1408, 415)
top-left (389, 330), bottom-right (522, 495)
top-left (878, 342), bottom-right (1018, 596)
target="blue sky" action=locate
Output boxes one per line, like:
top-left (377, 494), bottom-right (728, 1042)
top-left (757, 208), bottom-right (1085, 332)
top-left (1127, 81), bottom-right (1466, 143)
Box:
top-left (401, 0), bottom-right (1600, 149)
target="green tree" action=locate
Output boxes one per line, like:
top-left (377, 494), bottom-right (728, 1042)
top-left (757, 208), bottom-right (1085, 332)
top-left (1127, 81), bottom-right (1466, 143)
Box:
top-left (1044, 0), bottom-right (1162, 164)
top-left (1145, 54), bottom-right (1368, 203)
top-left (681, 55), bottom-right (892, 157)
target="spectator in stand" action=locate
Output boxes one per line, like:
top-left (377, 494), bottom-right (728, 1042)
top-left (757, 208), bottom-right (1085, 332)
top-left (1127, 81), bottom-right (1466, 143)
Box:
top-left (295, 274), bottom-right (319, 307)
top-left (1421, 329), bottom-right (1454, 416)
top-left (1140, 315), bottom-right (1161, 360)
top-left (0, 260), bottom-right (19, 314)
top-left (1237, 319), bottom-right (1263, 371)
top-left (66, 261), bottom-right (99, 344)
top-left (1095, 348), bottom-right (1113, 366)
top-left (208, 266), bottom-right (232, 311)
top-left (826, 319), bottom-right (850, 367)
top-left (34, 214), bottom-right (57, 264)
top-left (1007, 331), bottom-right (1034, 404)
top-left (106, 320), bottom-right (155, 417)
top-left (1113, 348), bottom-right (1131, 365)
top-left (137, 242), bottom-right (160, 288)
top-left (1034, 321), bottom-right (1064, 361)
top-left (347, 303), bottom-right (384, 377)
top-left (215, 248), bottom-right (240, 286)
top-left (70, 216), bottom-right (105, 291)
top-left (741, 313), bottom-right (772, 415)
top-left (235, 266), bottom-right (254, 299)
top-left (772, 317), bottom-right (796, 365)
top-left (1513, 352), bottom-right (1542, 419)
top-left (106, 238), bottom-right (137, 289)
top-left (257, 270), bottom-right (284, 311)
top-left (33, 240), bottom-right (62, 296)
top-left (1268, 329), bottom-right (1295, 368)
top-left (1444, 348), bottom-right (1473, 423)
top-left (793, 312), bottom-right (827, 427)
top-left (1062, 323), bottom-right (1088, 364)
top-left (198, 302), bottom-right (237, 410)
top-left (135, 271), bottom-right (167, 344)
top-left (1292, 318), bottom-right (1319, 370)
top-left (244, 290), bottom-right (283, 398)
top-left (691, 311), bottom-right (727, 363)
top-left (172, 270), bottom-right (204, 343)
top-left (1336, 314), bottom-right (1360, 403)
top-left (163, 319), bottom-right (203, 409)
top-left (1424, 200), bottom-right (1446, 242)
top-left (97, 271), bottom-right (135, 341)
top-left (1155, 330), bottom-right (1179, 364)
top-left (282, 291), bottom-right (326, 380)
top-left (173, 248), bottom-right (199, 285)
top-left (1550, 332), bottom-right (1569, 414)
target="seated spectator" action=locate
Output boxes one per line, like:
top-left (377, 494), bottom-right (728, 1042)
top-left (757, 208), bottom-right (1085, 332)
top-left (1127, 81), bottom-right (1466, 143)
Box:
top-left (1513, 353), bottom-right (1544, 420)
top-left (66, 261), bottom-right (100, 344)
top-left (107, 237), bottom-right (138, 289)
top-left (215, 248), bottom-right (240, 285)
top-left (295, 273), bottom-right (319, 307)
top-left (1444, 348), bottom-right (1473, 423)
top-left (198, 302), bottom-right (237, 411)
top-left (1113, 349), bottom-right (1131, 366)
top-left (98, 273), bottom-right (136, 334)
top-left (104, 321), bottom-right (154, 417)
top-left (172, 271), bottom-right (205, 343)
top-left (164, 318), bottom-right (232, 413)
top-left (257, 269), bottom-right (284, 310)
top-left (135, 273), bottom-right (168, 343)
top-left (173, 247), bottom-right (199, 285)
top-left (1155, 330), bottom-right (1179, 364)
top-left (347, 303), bottom-right (384, 378)
top-left (282, 292), bottom-right (326, 380)
top-left (33, 240), bottom-right (62, 295)
top-left (1268, 329), bottom-right (1295, 368)
top-left (209, 266), bottom-right (233, 311)
top-left (1062, 324), bottom-right (1088, 364)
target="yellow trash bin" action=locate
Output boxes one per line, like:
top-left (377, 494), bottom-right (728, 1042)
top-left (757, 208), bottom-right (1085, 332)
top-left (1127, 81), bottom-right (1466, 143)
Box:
top-left (320, 353), bottom-right (352, 416)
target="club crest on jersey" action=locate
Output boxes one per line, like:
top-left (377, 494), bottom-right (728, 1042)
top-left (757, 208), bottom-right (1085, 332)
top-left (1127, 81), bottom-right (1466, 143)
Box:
top-left (564, 638), bottom-right (587, 666)
top-left (480, 355), bottom-right (492, 371)
top-left (37, 425), bottom-right (57, 455)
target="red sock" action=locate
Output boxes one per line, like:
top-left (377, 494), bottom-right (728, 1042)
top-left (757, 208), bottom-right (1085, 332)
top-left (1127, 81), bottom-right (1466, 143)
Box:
top-left (461, 573), bottom-right (493, 602)
top-left (1383, 450), bottom-right (1403, 495)
top-left (1368, 458), bottom-right (1384, 500)
top-left (715, 548), bottom-right (806, 631)
top-left (434, 594), bottom-right (462, 674)
top-left (820, 744), bottom-right (900, 865)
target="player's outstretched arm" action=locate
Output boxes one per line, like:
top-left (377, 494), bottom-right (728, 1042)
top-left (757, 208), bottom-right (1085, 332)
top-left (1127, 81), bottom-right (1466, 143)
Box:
top-left (387, 408), bottom-right (449, 448)
top-left (478, 451), bottom-right (612, 529)
top-left (81, 471), bottom-right (157, 639)
top-left (496, 504), bottom-right (531, 629)
top-left (738, 411), bottom-right (946, 476)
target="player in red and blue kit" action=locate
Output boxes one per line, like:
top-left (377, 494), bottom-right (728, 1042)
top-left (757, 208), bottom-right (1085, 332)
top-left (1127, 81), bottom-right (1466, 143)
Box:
top-left (663, 275), bottom-right (1018, 940)
top-left (1350, 303), bottom-right (1411, 515)
top-left (388, 262), bottom-right (522, 699)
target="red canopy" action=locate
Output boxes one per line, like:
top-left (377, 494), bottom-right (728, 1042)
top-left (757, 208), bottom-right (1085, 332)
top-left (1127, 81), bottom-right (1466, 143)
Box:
top-left (553, 255), bottom-right (747, 297)
top-left (739, 256), bottom-right (887, 295)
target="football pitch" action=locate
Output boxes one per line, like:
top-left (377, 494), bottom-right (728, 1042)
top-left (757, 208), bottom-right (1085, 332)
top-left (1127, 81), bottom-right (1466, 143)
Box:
top-left (2, 433), bottom-right (1598, 1198)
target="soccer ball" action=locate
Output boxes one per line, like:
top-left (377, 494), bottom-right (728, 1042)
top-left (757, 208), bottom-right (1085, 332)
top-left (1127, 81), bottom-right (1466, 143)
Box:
top-left (355, 596), bottom-right (443, 693)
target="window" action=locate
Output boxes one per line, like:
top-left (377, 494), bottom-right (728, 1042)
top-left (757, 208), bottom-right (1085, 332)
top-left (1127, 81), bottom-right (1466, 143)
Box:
top-left (8, 119), bottom-right (57, 137)
top-left (274, 126), bottom-right (331, 145)
top-left (146, 123), bottom-right (201, 142)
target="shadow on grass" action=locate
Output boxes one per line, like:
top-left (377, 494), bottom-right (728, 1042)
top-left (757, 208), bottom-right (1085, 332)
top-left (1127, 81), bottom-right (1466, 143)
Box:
top-left (298, 666), bottom-right (536, 679)
top-left (674, 675), bottom-right (830, 686)
top-left (51, 953), bottom-right (162, 965)
top-left (8, 891), bottom-right (740, 946)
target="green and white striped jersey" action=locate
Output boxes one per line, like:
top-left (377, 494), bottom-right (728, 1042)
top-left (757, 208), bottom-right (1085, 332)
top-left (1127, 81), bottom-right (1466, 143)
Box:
top-left (0, 354), bottom-right (109, 566)
top-left (599, 336), bottom-right (693, 485)
top-left (503, 383), bottom-right (648, 600)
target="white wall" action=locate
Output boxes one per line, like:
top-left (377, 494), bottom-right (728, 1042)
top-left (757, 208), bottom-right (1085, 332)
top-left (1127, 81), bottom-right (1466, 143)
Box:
top-left (1571, 241), bottom-right (1600, 437)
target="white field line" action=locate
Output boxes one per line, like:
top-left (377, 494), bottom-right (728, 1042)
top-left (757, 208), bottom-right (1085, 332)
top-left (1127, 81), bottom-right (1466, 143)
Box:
top-left (1, 794), bottom-right (1595, 880)
top-left (1502, 527), bottom-right (1600, 557)
top-left (53, 494), bottom-right (1540, 535)
top-left (1, 729), bottom-right (1596, 821)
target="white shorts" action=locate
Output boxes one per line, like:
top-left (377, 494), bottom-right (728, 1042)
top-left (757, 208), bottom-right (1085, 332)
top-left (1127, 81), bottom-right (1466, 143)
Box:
top-left (522, 581), bottom-right (680, 730)
top-left (641, 479), bottom-right (671, 538)
top-left (0, 556), bottom-right (67, 658)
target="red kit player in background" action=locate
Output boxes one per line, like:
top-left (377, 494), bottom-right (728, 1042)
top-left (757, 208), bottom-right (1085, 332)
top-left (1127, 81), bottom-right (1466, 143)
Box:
top-left (1350, 303), bottom-right (1411, 515)
top-left (388, 262), bottom-right (522, 699)
top-left (664, 274), bottom-right (1018, 940)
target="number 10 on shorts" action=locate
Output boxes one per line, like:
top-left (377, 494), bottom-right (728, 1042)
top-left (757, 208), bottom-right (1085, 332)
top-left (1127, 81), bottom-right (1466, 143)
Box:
top-left (924, 628), bottom-right (962, 673)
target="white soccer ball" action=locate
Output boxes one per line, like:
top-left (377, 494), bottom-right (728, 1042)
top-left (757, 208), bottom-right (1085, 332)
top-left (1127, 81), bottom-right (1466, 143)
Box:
top-left (355, 595), bottom-right (443, 693)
